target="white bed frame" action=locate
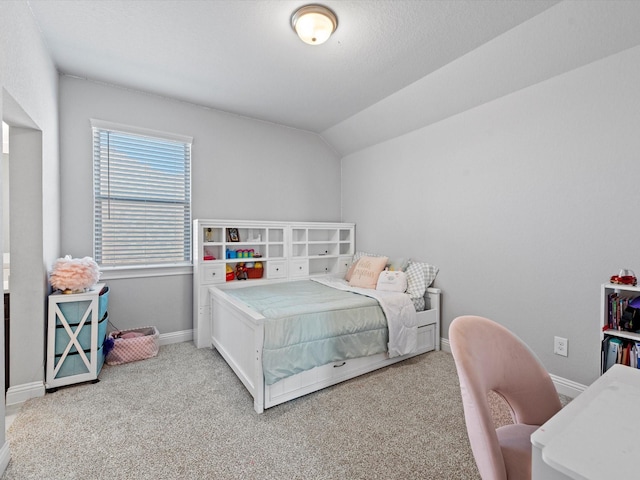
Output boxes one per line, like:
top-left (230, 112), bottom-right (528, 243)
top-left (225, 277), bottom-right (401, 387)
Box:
top-left (208, 282), bottom-right (441, 413)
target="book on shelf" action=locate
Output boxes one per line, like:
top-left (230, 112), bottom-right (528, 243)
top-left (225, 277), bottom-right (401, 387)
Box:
top-left (630, 341), bottom-right (640, 368)
top-left (622, 342), bottom-right (630, 366)
top-left (602, 335), bottom-right (640, 372)
top-left (605, 337), bottom-right (623, 372)
top-left (606, 291), bottom-right (640, 331)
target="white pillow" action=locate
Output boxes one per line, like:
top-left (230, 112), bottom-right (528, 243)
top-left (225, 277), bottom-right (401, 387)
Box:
top-left (376, 270), bottom-right (408, 292)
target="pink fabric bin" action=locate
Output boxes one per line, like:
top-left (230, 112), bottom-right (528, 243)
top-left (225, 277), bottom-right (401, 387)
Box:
top-left (105, 326), bottom-right (159, 365)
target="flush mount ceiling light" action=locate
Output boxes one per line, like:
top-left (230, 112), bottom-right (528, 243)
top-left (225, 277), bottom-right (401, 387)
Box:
top-left (291, 4), bottom-right (338, 45)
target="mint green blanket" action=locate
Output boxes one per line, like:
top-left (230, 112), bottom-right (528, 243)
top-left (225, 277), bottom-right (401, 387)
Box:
top-left (225, 281), bottom-right (388, 385)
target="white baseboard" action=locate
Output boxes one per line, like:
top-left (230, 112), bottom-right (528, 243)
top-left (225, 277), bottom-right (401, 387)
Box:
top-left (439, 337), bottom-right (585, 399)
top-left (549, 373), bottom-right (586, 398)
top-left (159, 329), bottom-right (192, 346)
top-left (5, 331), bottom-right (193, 407)
top-left (6, 381), bottom-right (45, 406)
top-left (5, 333), bottom-right (583, 409)
top-left (0, 441), bottom-right (10, 476)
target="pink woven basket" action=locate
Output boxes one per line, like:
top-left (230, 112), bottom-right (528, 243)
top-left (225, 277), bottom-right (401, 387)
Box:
top-left (105, 326), bottom-right (159, 365)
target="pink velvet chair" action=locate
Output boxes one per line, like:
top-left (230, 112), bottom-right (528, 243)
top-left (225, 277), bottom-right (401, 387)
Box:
top-left (449, 315), bottom-right (562, 480)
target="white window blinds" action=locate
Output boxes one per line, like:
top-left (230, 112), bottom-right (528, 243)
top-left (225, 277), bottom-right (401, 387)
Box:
top-left (92, 122), bottom-right (192, 267)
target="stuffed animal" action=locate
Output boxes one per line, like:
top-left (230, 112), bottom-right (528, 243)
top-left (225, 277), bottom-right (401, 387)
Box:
top-left (235, 263), bottom-right (248, 280)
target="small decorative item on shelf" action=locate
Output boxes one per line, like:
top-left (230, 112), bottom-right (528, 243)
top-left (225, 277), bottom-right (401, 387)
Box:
top-left (236, 263), bottom-right (248, 280)
top-left (205, 228), bottom-right (213, 242)
top-left (610, 269), bottom-right (637, 286)
top-left (227, 228), bottom-right (240, 242)
top-left (226, 265), bottom-right (235, 281)
top-left (49, 255), bottom-right (100, 294)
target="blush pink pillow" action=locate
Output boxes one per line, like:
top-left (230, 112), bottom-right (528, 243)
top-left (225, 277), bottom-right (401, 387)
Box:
top-left (344, 259), bottom-right (360, 282)
top-left (349, 256), bottom-right (388, 289)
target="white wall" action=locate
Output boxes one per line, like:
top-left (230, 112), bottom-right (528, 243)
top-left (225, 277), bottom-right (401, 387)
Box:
top-left (341, 45), bottom-right (640, 387)
top-left (2, 152), bottom-right (8, 254)
top-left (59, 76), bottom-right (341, 335)
top-left (0, 0), bottom-right (61, 470)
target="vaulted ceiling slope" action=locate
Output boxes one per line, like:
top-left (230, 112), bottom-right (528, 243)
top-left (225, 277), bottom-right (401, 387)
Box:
top-left (27, 0), bottom-right (640, 155)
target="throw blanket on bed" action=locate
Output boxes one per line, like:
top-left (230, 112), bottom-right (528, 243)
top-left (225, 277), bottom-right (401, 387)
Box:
top-left (311, 276), bottom-right (418, 358)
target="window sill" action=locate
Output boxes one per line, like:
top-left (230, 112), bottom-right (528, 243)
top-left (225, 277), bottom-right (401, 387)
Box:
top-left (99, 264), bottom-right (193, 281)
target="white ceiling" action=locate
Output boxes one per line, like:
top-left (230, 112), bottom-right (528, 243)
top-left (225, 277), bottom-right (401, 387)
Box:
top-left (27, 0), bottom-right (562, 134)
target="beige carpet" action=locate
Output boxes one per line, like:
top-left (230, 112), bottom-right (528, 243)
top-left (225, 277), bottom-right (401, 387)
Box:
top-left (3, 343), bottom-right (527, 479)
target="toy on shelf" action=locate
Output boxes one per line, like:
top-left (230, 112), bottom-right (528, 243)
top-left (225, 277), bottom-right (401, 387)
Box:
top-left (246, 262), bottom-right (264, 279)
top-left (235, 263), bottom-right (248, 280)
top-left (226, 265), bottom-right (234, 282)
top-left (610, 269), bottom-right (637, 286)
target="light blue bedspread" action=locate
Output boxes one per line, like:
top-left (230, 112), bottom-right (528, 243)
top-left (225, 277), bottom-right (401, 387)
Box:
top-left (225, 281), bottom-right (388, 385)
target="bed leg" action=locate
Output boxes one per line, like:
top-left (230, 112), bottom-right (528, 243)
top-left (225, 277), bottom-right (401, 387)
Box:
top-left (254, 401), bottom-right (264, 414)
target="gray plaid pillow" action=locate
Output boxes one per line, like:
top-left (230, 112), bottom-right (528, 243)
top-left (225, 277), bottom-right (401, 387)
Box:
top-left (411, 296), bottom-right (426, 312)
top-left (353, 251), bottom-right (408, 271)
top-left (352, 251), bottom-right (382, 263)
top-left (406, 262), bottom-right (427, 299)
top-left (406, 260), bottom-right (439, 301)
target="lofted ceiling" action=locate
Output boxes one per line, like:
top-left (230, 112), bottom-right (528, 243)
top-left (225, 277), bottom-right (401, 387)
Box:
top-left (27, 0), bottom-right (561, 134)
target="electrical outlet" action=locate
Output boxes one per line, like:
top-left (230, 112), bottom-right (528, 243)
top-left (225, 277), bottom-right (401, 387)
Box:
top-left (554, 336), bottom-right (568, 357)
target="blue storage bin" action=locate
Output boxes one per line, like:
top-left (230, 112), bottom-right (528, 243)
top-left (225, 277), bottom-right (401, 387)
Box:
top-left (55, 312), bottom-right (108, 355)
top-left (99, 312), bottom-right (108, 343)
top-left (46, 282), bottom-right (109, 389)
top-left (57, 300), bottom-right (91, 327)
top-left (53, 344), bottom-right (105, 379)
top-left (56, 285), bottom-right (108, 328)
top-left (98, 285), bottom-right (109, 320)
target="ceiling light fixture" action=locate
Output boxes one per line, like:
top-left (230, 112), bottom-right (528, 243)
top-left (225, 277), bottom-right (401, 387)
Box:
top-left (291, 4), bottom-right (338, 45)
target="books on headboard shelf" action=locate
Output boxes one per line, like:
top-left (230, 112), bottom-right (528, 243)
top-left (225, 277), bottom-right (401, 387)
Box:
top-left (601, 283), bottom-right (640, 374)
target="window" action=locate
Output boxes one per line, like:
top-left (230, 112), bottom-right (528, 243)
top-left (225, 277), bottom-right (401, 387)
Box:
top-left (92, 120), bottom-right (192, 267)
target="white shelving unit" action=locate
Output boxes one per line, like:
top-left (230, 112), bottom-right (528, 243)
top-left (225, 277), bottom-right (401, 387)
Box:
top-left (193, 219), bottom-right (355, 348)
top-left (290, 224), bottom-right (354, 277)
top-left (600, 282), bottom-right (640, 374)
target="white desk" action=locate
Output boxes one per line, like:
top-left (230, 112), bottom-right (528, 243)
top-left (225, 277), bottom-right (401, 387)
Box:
top-left (531, 364), bottom-right (640, 480)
